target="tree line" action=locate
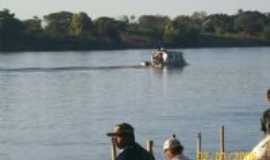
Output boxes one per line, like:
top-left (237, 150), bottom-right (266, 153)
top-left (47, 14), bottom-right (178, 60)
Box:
top-left (1, 9), bottom-right (270, 51)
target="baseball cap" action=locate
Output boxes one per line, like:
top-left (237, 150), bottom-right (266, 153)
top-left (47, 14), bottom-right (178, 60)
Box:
top-left (106, 123), bottom-right (134, 136)
top-left (163, 134), bottom-right (182, 151)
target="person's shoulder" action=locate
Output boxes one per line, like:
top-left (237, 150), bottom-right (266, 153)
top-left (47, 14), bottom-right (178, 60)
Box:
top-left (116, 148), bottom-right (135, 160)
top-left (117, 143), bottom-right (155, 160)
top-left (252, 135), bottom-right (270, 152)
top-left (134, 143), bottom-right (155, 160)
top-left (173, 154), bottom-right (190, 160)
top-left (245, 135), bottom-right (270, 160)
top-left (116, 150), bottom-right (127, 160)
top-left (116, 144), bottom-right (143, 160)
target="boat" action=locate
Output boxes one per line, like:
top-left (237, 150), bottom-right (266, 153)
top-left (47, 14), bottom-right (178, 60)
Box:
top-left (142, 48), bottom-right (187, 68)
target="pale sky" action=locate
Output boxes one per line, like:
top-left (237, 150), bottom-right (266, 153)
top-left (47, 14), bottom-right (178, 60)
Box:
top-left (1, 0), bottom-right (269, 20)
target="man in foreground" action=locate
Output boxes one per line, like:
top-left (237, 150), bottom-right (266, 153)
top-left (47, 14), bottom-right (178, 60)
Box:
top-left (106, 123), bottom-right (155, 160)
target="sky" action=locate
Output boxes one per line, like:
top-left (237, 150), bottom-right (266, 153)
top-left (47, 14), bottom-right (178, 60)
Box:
top-left (1, 0), bottom-right (270, 20)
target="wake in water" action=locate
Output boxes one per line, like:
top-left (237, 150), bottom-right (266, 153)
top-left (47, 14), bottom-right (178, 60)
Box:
top-left (0, 65), bottom-right (145, 73)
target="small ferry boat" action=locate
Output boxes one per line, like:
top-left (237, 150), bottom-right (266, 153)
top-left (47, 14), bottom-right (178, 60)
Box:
top-left (142, 48), bottom-right (187, 68)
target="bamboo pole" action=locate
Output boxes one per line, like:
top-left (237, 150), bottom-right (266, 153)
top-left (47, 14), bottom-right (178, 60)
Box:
top-left (111, 139), bottom-right (117, 160)
top-left (220, 126), bottom-right (225, 160)
top-left (146, 140), bottom-right (154, 155)
top-left (196, 132), bottom-right (202, 160)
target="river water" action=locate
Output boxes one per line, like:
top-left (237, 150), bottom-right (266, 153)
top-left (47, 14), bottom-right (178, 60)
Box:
top-left (0, 47), bottom-right (269, 160)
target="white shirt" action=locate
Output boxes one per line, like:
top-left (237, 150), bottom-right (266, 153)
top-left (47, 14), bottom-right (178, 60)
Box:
top-left (171, 154), bottom-right (190, 160)
top-left (244, 135), bottom-right (270, 160)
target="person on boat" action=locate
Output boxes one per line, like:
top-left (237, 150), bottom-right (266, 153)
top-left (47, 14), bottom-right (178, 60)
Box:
top-left (244, 89), bottom-right (270, 160)
top-left (163, 135), bottom-right (190, 160)
top-left (106, 123), bottom-right (155, 160)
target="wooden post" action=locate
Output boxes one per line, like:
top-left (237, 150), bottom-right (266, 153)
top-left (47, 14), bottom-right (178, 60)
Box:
top-left (146, 140), bottom-right (154, 155)
top-left (220, 126), bottom-right (225, 160)
top-left (196, 132), bottom-right (202, 160)
top-left (111, 139), bottom-right (117, 160)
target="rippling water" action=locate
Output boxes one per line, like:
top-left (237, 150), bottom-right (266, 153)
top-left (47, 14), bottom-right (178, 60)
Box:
top-left (0, 48), bottom-right (270, 160)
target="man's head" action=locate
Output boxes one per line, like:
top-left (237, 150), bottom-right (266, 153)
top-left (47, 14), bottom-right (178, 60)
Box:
top-left (107, 123), bottom-right (135, 149)
top-left (261, 109), bottom-right (270, 134)
top-left (163, 135), bottom-right (183, 160)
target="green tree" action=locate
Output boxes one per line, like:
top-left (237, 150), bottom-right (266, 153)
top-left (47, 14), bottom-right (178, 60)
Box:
top-left (163, 22), bottom-right (176, 44)
top-left (0, 9), bottom-right (25, 50)
top-left (263, 25), bottom-right (270, 40)
top-left (93, 17), bottom-right (126, 41)
top-left (234, 11), bottom-right (266, 35)
top-left (118, 15), bottom-right (129, 24)
top-left (44, 11), bottom-right (73, 37)
top-left (69, 12), bottom-right (93, 37)
top-left (173, 16), bottom-right (201, 44)
top-left (191, 11), bottom-right (207, 24)
top-left (23, 16), bottom-right (43, 34)
top-left (129, 15), bottom-right (136, 23)
top-left (138, 15), bottom-right (170, 39)
top-left (203, 14), bottom-right (234, 34)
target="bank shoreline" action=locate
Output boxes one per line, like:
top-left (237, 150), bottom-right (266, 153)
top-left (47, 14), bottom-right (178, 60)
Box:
top-left (1, 43), bottom-right (270, 53)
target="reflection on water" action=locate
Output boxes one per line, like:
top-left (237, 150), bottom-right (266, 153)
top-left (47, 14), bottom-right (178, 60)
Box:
top-left (0, 65), bottom-right (145, 72)
top-left (0, 48), bottom-right (269, 160)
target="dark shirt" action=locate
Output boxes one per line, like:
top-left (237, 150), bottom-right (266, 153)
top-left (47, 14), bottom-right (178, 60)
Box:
top-left (116, 143), bottom-right (155, 160)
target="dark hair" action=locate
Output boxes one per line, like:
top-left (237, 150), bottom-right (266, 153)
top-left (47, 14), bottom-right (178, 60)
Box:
top-left (120, 133), bottom-right (135, 145)
top-left (170, 146), bottom-right (184, 155)
top-left (261, 109), bottom-right (270, 133)
top-left (267, 89), bottom-right (270, 100)
top-left (127, 133), bottom-right (135, 142)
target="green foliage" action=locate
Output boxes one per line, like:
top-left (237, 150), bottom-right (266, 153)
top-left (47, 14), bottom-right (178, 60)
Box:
top-left (1, 8), bottom-right (270, 51)
top-left (163, 22), bottom-right (176, 44)
top-left (118, 15), bottom-right (129, 24)
top-left (93, 17), bottom-right (126, 42)
top-left (234, 11), bottom-right (266, 34)
top-left (138, 15), bottom-right (170, 40)
top-left (69, 12), bottom-right (93, 37)
top-left (203, 14), bottom-right (234, 34)
top-left (191, 11), bottom-right (207, 25)
top-left (44, 11), bottom-right (73, 37)
top-left (23, 16), bottom-right (43, 34)
top-left (172, 16), bottom-right (201, 44)
top-left (0, 9), bottom-right (25, 50)
top-left (264, 25), bottom-right (270, 40)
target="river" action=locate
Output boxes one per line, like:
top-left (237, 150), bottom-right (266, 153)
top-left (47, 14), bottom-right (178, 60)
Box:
top-left (0, 47), bottom-right (269, 160)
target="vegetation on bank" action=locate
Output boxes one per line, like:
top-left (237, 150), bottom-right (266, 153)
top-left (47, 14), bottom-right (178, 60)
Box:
top-left (1, 9), bottom-right (270, 51)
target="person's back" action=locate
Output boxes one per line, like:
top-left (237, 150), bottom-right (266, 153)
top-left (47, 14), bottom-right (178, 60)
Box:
top-left (117, 142), bottom-right (155, 160)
